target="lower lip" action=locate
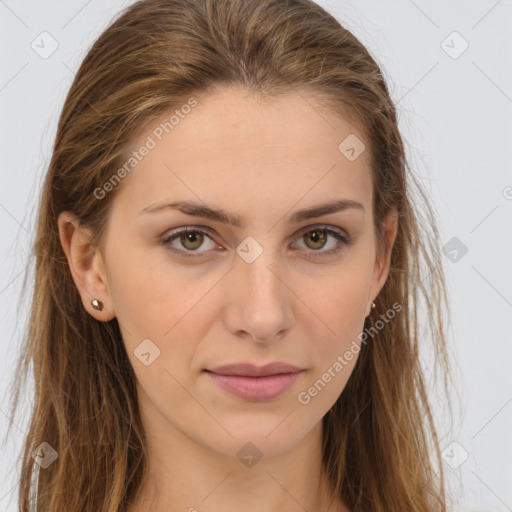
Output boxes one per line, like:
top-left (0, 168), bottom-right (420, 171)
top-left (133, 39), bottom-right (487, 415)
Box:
top-left (204, 370), bottom-right (304, 401)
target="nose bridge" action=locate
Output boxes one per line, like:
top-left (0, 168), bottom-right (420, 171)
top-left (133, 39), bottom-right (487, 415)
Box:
top-left (227, 234), bottom-right (292, 340)
top-left (237, 234), bottom-right (283, 303)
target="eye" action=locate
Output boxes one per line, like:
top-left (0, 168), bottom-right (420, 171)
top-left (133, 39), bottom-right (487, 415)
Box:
top-left (159, 224), bottom-right (354, 259)
top-left (292, 225), bottom-right (354, 258)
top-left (160, 227), bottom-right (219, 257)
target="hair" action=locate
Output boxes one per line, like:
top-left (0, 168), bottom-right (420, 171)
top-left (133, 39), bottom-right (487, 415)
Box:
top-left (6, 0), bottom-right (454, 510)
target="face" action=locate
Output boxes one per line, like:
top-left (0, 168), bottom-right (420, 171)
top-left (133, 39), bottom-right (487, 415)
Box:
top-left (60, 86), bottom-right (396, 462)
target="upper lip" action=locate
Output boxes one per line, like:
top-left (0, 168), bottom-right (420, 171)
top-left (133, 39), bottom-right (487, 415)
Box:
top-left (205, 362), bottom-right (303, 377)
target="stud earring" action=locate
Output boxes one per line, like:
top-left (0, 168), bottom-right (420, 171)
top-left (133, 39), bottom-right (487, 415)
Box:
top-left (366, 301), bottom-right (376, 318)
top-left (91, 299), bottom-right (103, 311)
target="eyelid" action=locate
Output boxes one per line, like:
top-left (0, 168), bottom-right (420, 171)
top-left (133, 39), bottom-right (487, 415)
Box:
top-left (160, 223), bottom-right (353, 258)
top-left (160, 226), bottom-right (220, 254)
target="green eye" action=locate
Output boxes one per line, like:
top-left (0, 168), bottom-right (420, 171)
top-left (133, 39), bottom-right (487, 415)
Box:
top-left (293, 226), bottom-right (353, 258)
top-left (160, 225), bottom-right (354, 259)
top-left (303, 229), bottom-right (328, 250)
top-left (160, 227), bottom-right (217, 257)
top-left (178, 230), bottom-right (205, 251)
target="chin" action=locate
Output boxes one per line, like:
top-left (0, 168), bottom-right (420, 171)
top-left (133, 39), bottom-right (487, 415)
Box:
top-left (196, 409), bottom-right (320, 460)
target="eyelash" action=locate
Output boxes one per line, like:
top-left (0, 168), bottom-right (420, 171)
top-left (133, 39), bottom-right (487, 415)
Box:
top-left (159, 224), bottom-right (355, 260)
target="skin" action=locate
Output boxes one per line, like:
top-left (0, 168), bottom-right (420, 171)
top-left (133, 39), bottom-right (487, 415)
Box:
top-left (58, 86), bottom-right (398, 512)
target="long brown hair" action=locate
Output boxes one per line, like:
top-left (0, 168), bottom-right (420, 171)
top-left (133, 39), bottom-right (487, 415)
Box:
top-left (7, 0), bottom-right (453, 510)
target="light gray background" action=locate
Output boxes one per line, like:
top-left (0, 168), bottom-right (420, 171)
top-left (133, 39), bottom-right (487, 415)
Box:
top-left (1, 1), bottom-right (511, 511)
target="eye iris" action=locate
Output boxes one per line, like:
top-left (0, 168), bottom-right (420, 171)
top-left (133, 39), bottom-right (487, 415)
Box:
top-left (304, 230), bottom-right (327, 250)
top-left (181, 231), bottom-right (203, 250)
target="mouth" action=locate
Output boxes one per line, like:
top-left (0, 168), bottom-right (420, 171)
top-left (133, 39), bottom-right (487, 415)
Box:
top-left (203, 362), bottom-right (305, 401)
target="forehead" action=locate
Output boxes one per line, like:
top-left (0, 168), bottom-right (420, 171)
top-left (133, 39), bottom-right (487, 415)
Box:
top-left (115, 87), bottom-right (372, 217)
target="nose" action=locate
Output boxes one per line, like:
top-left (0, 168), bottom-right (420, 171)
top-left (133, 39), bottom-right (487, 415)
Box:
top-left (222, 248), bottom-right (294, 344)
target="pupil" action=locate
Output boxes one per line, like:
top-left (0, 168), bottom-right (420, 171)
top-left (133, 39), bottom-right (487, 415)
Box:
top-left (181, 231), bottom-right (202, 250)
top-left (308, 230), bottom-right (325, 248)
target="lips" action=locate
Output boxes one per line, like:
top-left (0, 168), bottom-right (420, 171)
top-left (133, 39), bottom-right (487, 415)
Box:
top-left (204, 362), bottom-right (304, 401)
top-left (207, 362), bottom-right (303, 377)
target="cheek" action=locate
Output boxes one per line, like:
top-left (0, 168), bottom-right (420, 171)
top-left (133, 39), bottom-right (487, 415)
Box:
top-left (296, 269), bottom-right (369, 391)
top-left (300, 267), bottom-right (370, 338)
top-left (106, 246), bottom-right (198, 333)
top-left (107, 249), bottom-right (221, 382)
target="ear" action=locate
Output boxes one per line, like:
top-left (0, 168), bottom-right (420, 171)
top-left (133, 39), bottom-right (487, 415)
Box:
top-left (57, 211), bottom-right (115, 321)
top-left (365, 208), bottom-right (399, 316)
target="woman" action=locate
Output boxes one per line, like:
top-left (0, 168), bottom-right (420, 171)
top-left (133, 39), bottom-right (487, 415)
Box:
top-left (8, 0), bottom-right (453, 510)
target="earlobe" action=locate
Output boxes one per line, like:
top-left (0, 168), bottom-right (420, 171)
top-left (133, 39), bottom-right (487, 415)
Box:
top-left (57, 211), bottom-right (115, 321)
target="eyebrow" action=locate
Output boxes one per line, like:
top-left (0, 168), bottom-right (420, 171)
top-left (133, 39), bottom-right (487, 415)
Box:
top-left (140, 198), bottom-right (365, 227)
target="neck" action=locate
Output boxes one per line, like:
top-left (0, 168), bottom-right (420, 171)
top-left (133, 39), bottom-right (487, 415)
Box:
top-left (126, 416), bottom-right (347, 512)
